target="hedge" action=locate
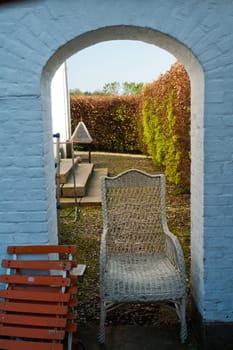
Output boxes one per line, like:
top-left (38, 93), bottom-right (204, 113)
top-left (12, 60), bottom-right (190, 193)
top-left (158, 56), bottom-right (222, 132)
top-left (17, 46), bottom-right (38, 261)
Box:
top-left (141, 62), bottom-right (190, 190)
top-left (70, 95), bottom-right (141, 153)
top-left (70, 62), bottom-right (191, 190)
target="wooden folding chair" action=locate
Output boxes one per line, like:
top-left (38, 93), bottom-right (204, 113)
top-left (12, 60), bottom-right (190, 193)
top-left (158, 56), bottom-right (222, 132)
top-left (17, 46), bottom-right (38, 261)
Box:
top-left (0, 245), bottom-right (78, 350)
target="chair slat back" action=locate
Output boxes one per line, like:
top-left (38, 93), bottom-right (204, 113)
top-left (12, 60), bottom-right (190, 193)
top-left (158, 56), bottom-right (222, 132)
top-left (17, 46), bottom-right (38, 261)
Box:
top-left (0, 274), bottom-right (71, 287)
top-left (0, 338), bottom-right (63, 350)
top-left (0, 288), bottom-right (70, 302)
top-left (2, 259), bottom-right (73, 270)
top-left (0, 245), bottom-right (78, 350)
top-left (7, 245), bottom-right (76, 255)
top-left (0, 300), bottom-right (68, 314)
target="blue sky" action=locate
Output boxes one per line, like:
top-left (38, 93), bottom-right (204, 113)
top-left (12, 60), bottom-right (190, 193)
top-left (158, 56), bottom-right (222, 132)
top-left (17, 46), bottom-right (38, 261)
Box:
top-left (66, 40), bottom-right (176, 92)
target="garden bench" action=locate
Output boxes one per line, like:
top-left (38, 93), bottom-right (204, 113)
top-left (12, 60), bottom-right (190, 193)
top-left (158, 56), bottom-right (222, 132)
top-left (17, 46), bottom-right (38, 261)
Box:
top-left (0, 245), bottom-right (78, 350)
top-left (99, 169), bottom-right (187, 343)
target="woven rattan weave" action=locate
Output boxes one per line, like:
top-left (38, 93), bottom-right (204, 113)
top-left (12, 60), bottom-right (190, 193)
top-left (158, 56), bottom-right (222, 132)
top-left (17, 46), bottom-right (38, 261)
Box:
top-left (99, 169), bottom-right (187, 343)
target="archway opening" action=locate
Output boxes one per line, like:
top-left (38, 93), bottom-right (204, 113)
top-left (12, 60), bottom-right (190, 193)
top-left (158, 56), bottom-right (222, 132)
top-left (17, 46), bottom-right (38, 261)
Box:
top-left (41, 24), bottom-right (204, 316)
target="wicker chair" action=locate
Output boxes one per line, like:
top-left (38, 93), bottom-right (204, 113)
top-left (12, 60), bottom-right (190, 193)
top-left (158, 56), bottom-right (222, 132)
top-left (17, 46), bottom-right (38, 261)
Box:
top-left (99, 169), bottom-right (187, 343)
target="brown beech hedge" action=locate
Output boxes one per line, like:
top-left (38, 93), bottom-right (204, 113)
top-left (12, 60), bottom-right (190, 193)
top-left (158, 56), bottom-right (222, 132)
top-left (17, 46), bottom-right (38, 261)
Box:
top-left (70, 95), bottom-right (141, 153)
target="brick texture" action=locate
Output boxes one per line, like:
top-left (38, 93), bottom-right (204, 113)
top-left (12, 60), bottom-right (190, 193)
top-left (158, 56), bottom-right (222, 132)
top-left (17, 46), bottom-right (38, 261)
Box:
top-left (0, 0), bottom-right (233, 323)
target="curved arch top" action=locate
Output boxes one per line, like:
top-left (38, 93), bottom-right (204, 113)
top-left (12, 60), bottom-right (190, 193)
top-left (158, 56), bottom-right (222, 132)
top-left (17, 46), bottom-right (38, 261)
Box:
top-left (43, 25), bottom-right (202, 81)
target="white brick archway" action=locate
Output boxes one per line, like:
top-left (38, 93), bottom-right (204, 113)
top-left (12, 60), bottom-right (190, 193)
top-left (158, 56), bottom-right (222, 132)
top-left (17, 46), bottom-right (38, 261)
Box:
top-left (1, 1), bottom-right (233, 347)
top-left (42, 24), bottom-right (205, 316)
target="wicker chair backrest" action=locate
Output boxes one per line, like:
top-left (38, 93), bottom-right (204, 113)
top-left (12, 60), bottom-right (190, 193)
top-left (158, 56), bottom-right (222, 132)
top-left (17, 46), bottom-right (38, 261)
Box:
top-left (101, 170), bottom-right (167, 255)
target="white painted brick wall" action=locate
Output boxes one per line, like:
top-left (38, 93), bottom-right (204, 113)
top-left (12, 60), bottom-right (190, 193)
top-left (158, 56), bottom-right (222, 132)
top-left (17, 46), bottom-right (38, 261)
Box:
top-left (0, 0), bottom-right (233, 323)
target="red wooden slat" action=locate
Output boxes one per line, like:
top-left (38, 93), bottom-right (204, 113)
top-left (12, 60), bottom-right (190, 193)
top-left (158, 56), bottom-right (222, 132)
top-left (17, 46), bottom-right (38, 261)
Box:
top-left (0, 301), bottom-right (68, 315)
top-left (0, 339), bottom-right (63, 350)
top-left (3, 283), bottom-right (77, 304)
top-left (0, 274), bottom-right (70, 287)
top-left (67, 285), bottom-right (78, 294)
top-left (12, 281), bottom-right (76, 298)
top-left (67, 311), bottom-right (77, 319)
top-left (2, 259), bottom-right (73, 271)
top-left (70, 275), bottom-right (78, 285)
top-left (7, 245), bottom-right (76, 255)
top-left (12, 284), bottom-right (64, 293)
top-left (0, 313), bottom-right (67, 327)
top-left (0, 289), bottom-right (70, 302)
top-left (69, 297), bottom-right (78, 307)
top-left (0, 325), bottom-right (65, 340)
top-left (66, 322), bottom-right (77, 332)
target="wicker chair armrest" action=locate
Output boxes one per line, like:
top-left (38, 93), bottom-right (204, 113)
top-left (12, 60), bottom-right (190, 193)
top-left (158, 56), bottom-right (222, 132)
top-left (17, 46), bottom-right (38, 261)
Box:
top-left (164, 228), bottom-right (186, 281)
top-left (99, 229), bottom-right (107, 293)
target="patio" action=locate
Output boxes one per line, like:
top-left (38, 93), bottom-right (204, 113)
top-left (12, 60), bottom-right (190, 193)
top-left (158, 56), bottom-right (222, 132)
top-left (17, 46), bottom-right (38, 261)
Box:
top-left (74, 322), bottom-right (200, 350)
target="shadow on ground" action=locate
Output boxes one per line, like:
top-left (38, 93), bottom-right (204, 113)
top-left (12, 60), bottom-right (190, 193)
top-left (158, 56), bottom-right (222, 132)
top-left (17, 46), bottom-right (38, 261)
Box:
top-left (73, 322), bottom-right (200, 350)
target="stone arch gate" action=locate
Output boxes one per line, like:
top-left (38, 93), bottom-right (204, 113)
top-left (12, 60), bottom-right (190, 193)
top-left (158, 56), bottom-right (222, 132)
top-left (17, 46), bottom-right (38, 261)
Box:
top-left (0, 1), bottom-right (233, 347)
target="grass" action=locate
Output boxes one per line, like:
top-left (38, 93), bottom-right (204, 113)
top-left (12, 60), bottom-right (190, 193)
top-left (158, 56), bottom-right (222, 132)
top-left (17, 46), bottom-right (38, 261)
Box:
top-left (59, 153), bottom-right (190, 325)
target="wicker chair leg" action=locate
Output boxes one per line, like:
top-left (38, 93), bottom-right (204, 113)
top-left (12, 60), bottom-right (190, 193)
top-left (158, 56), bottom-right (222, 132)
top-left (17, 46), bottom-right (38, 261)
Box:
top-left (179, 297), bottom-right (187, 343)
top-left (98, 299), bottom-right (106, 343)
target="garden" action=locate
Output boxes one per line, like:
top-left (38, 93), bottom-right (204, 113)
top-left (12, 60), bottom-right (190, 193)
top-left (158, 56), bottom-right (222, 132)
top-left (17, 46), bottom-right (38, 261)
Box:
top-left (61, 61), bottom-right (191, 330)
top-left (60, 152), bottom-right (190, 328)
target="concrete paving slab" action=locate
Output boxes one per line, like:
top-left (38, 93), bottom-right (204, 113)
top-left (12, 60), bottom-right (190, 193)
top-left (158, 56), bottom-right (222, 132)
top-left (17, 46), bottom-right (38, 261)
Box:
top-left (73, 322), bottom-right (200, 350)
top-left (62, 163), bottom-right (94, 197)
top-left (59, 157), bottom-right (80, 184)
top-left (60, 168), bottom-right (108, 207)
top-left (80, 168), bottom-right (108, 205)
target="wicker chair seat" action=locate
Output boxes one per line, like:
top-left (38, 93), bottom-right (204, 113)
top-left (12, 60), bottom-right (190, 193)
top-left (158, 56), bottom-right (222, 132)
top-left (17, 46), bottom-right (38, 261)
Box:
top-left (105, 253), bottom-right (183, 302)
